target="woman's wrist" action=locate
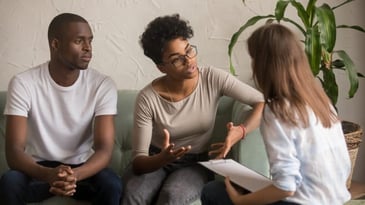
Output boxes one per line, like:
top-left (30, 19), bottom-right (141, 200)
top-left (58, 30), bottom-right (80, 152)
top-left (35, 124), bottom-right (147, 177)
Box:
top-left (238, 124), bottom-right (247, 140)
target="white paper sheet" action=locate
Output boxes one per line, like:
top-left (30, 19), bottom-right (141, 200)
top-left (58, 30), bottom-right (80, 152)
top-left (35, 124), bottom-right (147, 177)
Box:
top-left (199, 159), bottom-right (272, 192)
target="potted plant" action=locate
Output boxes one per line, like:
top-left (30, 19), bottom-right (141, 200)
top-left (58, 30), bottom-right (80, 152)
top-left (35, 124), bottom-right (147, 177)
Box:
top-left (228, 0), bottom-right (364, 188)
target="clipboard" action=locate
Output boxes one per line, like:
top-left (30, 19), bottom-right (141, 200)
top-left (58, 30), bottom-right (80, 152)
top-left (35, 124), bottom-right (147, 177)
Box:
top-left (199, 159), bottom-right (272, 192)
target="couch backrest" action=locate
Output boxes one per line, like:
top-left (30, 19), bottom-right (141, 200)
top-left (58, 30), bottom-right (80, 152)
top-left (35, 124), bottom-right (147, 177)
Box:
top-left (110, 90), bottom-right (138, 174)
top-left (0, 90), bottom-right (242, 176)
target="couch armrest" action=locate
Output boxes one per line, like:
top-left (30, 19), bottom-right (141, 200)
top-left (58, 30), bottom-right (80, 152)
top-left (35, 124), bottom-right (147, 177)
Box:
top-left (230, 101), bottom-right (270, 178)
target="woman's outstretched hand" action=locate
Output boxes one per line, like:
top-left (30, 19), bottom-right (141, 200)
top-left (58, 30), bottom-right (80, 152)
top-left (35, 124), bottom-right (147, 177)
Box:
top-left (209, 122), bottom-right (244, 159)
top-left (160, 129), bottom-right (191, 163)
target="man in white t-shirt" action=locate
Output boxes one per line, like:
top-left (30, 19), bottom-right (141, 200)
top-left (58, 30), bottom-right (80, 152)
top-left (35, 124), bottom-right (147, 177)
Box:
top-left (0, 13), bottom-right (122, 205)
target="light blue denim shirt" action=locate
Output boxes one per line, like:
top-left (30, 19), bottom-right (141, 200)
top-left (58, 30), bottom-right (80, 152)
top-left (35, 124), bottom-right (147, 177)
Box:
top-left (261, 105), bottom-right (351, 204)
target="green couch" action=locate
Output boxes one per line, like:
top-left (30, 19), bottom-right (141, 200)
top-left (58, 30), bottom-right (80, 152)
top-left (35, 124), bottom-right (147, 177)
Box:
top-left (0, 90), bottom-right (269, 205)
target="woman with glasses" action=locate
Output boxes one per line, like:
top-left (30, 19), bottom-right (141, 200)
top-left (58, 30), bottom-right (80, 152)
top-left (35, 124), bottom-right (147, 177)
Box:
top-left (122, 14), bottom-right (264, 205)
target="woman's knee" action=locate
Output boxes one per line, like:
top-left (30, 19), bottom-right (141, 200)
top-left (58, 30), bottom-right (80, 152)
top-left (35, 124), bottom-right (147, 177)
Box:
top-left (122, 169), bottom-right (166, 204)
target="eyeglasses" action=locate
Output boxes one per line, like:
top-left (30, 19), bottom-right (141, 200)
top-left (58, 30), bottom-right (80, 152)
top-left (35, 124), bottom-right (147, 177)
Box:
top-left (164, 45), bottom-right (198, 68)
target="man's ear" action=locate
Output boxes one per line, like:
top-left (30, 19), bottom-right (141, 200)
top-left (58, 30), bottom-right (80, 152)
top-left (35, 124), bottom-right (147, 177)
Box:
top-left (50, 38), bottom-right (59, 52)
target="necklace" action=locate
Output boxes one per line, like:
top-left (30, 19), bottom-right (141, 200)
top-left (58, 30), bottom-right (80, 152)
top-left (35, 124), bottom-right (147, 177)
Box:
top-left (164, 76), bottom-right (198, 102)
top-left (165, 85), bottom-right (174, 102)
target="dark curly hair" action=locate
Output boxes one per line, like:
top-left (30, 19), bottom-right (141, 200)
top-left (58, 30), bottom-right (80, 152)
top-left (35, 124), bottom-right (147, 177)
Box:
top-left (140, 14), bottom-right (194, 65)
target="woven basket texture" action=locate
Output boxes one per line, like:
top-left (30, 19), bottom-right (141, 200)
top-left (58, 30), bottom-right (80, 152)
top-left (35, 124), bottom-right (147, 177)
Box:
top-left (343, 121), bottom-right (363, 189)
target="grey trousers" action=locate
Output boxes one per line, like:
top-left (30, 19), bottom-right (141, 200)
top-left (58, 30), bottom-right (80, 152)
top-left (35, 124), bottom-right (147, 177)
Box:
top-left (122, 147), bottom-right (214, 205)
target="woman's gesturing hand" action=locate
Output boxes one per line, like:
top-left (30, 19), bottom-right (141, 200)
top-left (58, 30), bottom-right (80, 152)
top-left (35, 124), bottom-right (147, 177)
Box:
top-left (160, 129), bottom-right (191, 163)
top-left (209, 122), bottom-right (244, 159)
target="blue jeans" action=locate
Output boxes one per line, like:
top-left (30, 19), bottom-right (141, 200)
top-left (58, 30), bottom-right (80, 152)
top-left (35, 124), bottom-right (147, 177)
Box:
top-left (201, 180), bottom-right (299, 205)
top-left (0, 161), bottom-right (122, 205)
top-left (122, 146), bottom-right (214, 205)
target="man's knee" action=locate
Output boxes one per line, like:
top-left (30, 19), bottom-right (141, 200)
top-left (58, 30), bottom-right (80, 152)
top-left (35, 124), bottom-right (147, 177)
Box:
top-left (0, 170), bottom-right (29, 204)
top-left (0, 170), bottom-right (28, 190)
top-left (95, 168), bottom-right (123, 193)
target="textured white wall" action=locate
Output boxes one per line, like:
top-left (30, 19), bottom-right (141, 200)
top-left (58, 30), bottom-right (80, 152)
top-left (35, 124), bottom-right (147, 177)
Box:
top-left (1, 0), bottom-right (364, 182)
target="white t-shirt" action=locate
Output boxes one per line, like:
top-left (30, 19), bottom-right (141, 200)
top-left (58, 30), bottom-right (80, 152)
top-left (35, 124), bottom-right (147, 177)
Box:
top-left (4, 62), bottom-right (117, 164)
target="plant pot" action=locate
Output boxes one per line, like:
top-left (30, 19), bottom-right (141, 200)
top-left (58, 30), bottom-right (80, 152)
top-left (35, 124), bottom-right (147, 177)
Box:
top-left (342, 121), bottom-right (363, 189)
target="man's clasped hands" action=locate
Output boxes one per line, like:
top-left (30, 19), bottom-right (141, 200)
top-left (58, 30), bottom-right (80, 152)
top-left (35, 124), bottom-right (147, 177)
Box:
top-left (47, 165), bottom-right (77, 196)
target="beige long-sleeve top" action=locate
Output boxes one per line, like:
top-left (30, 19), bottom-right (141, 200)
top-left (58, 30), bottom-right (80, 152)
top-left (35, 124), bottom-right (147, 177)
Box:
top-left (132, 66), bottom-right (263, 158)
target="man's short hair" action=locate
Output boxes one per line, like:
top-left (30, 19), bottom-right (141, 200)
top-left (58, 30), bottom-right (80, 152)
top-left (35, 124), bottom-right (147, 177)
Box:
top-left (47, 13), bottom-right (88, 43)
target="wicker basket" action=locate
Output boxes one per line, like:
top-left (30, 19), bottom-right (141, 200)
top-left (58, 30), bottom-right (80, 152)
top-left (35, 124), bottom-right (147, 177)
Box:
top-left (342, 121), bottom-right (363, 189)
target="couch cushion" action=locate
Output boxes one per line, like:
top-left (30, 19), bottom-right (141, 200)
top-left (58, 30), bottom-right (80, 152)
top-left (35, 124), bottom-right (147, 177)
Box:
top-left (110, 90), bottom-right (139, 175)
top-left (211, 96), bottom-right (235, 144)
top-left (231, 101), bottom-right (270, 178)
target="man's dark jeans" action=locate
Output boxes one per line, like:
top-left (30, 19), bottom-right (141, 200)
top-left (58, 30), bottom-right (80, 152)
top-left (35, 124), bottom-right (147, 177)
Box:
top-left (0, 161), bottom-right (122, 205)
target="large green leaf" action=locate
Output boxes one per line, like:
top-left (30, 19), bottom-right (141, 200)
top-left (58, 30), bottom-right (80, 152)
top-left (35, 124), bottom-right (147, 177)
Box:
top-left (335, 50), bottom-right (359, 98)
top-left (321, 67), bottom-right (338, 105)
top-left (305, 0), bottom-right (317, 25)
top-left (332, 61), bottom-right (365, 78)
top-left (288, 0), bottom-right (310, 29)
top-left (305, 27), bottom-right (321, 76)
top-left (228, 15), bottom-right (274, 75)
top-left (315, 4), bottom-right (336, 52)
top-left (275, 0), bottom-right (290, 21)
